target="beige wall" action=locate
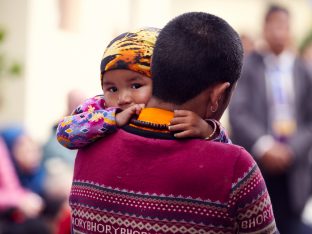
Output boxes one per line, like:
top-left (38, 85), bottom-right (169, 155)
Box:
top-left (0, 0), bottom-right (28, 126)
top-left (1, 0), bottom-right (312, 142)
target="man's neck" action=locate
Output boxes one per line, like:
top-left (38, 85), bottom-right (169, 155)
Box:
top-left (146, 97), bottom-right (179, 112)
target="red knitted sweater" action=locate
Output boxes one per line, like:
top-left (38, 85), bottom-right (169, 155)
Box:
top-left (69, 108), bottom-right (277, 234)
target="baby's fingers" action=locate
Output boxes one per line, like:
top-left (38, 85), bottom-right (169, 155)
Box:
top-left (170, 117), bottom-right (188, 125)
top-left (124, 104), bottom-right (144, 115)
top-left (133, 104), bottom-right (145, 115)
top-left (173, 110), bottom-right (192, 117)
top-left (173, 130), bottom-right (194, 138)
top-left (168, 123), bottom-right (189, 132)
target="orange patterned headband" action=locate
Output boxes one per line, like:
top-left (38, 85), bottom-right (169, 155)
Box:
top-left (100, 27), bottom-right (160, 79)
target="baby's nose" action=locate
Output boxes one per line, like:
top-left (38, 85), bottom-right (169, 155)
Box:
top-left (117, 92), bottom-right (132, 107)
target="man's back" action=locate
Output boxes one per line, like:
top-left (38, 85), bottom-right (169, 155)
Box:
top-left (70, 128), bottom-right (276, 234)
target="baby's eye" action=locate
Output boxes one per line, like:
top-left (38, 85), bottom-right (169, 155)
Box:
top-left (131, 83), bottom-right (142, 89)
top-left (108, 87), bottom-right (118, 92)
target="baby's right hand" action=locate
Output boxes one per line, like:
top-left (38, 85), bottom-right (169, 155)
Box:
top-left (116, 104), bottom-right (145, 127)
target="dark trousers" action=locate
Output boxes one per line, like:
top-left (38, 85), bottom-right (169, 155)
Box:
top-left (265, 173), bottom-right (312, 234)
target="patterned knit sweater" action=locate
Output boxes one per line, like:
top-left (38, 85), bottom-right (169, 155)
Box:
top-left (69, 108), bottom-right (277, 234)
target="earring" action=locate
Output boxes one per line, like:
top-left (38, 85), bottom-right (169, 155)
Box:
top-left (210, 105), bottom-right (217, 113)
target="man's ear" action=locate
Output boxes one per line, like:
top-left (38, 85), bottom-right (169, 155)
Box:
top-left (209, 82), bottom-right (231, 113)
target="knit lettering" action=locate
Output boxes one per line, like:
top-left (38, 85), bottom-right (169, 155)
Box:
top-left (241, 209), bottom-right (273, 229)
top-left (72, 218), bottom-right (147, 234)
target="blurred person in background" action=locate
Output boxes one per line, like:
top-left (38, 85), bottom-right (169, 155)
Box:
top-left (43, 89), bottom-right (87, 200)
top-left (0, 135), bottom-right (43, 220)
top-left (1, 126), bottom-right (46, 197)
top-left (300, 29), bottom-right (312, 75)
top-left (240, 33), bottom-right (255, 57)
top-left (42, 89), bottom-right (86, 234)
top-left (1, 125), bottom-right (70, 234)
top-left (229, 4), bottom-right (312, 234)
top-left (0, 129), bottom-right (50, 233)
top-left (43, 89), bottom-right (87, 167)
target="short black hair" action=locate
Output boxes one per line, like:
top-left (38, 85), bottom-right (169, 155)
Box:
top-left (265, 4), bottom-right (289, 22)
top-left (151, 12), bottom-right (243, 104)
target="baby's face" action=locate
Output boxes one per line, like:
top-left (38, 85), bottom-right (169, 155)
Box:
top-left (102, 69), bottom-right (152, 110)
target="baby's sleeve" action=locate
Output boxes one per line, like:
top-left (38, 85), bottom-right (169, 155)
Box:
top-left (56, 95), bottom-right (118, 149)
top-left (228, 149), bottom-right (278, 234)
top-left (71, 95), bottom-right (106, 115)
top-left (211, 120), bottom-right (232, 144)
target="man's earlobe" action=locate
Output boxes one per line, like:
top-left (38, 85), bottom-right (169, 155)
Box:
top-left (211, 82), bottom-right (230, 108)
top-left (210, 104), bottom-right (218, 113)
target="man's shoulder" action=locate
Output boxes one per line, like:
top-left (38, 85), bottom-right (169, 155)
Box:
top-left (80, 129), bottom-right (254, 164)
top-left (191, 140), bottom-right (249, 158)
top-left (201, 141), bottom-right (255, 163)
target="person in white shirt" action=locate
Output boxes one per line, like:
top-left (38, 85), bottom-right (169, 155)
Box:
top-left (229, 4), bottom-right (312, 234)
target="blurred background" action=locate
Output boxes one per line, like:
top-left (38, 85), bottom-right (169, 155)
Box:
top-left (0, 0), bottom-right (312, 233)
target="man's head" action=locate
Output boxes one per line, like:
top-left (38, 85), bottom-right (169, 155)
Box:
top-left (263, 5), bottom-right (290, 55)
top-left (151, 12), bottom-right (243, 119)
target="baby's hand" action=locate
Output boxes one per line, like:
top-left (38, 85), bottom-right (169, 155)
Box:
top-left (169, 110), bottom-right (213, 139)
top-left (116, 104), bottom-right (145, 127)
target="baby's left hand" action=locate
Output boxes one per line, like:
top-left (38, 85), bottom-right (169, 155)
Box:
top-left (116, 104), bottom-right (145, 127)
top-left (169, 110), bottom-right (212, 139)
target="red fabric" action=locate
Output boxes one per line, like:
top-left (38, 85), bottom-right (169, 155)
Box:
top-left (55, 205), bottom-right (71, 234)
top-left (75, 131), bottom-right (239, 201)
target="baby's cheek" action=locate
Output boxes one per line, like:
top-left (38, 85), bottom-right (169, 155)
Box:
top-left (142, 87), bottom-right (153, 103)
top-left (104, 94), bottom-right (116, 107)
top-left (139, 95), bottom-right (151, 104)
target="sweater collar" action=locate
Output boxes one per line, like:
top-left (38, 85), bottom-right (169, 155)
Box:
top-left (122, 108), bottom-right (175, 139)
top-left (137, 108), bottom-right (174, 125)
